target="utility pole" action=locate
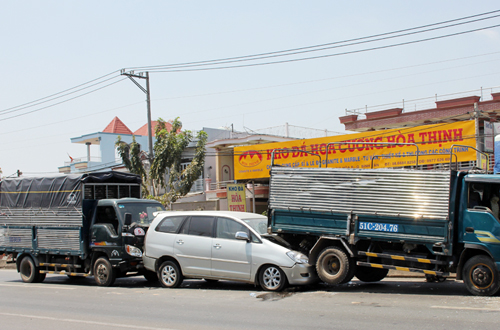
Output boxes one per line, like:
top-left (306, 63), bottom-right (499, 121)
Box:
top-left (474, 102), bottom-right (484, 170)
top-left (120, 70), bottom-right (154, 193)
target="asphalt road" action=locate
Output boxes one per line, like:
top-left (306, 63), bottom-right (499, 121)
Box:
top-left (1, 269), bottom-right (499, 330)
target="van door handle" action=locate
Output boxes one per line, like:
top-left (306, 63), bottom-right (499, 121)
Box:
top-left (176, 240), bottom-right (184, 245)
top-left (465, 227), bottom-right (474, 233)
top-left (213, 244), bottom-right (221, 249)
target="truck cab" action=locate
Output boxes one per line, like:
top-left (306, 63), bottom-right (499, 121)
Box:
top-left (456, 174), bottom-right (500, 294)
top-left (89, 199), bottom-right (165, 284)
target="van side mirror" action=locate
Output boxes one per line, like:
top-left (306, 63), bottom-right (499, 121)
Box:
top-left (124, 213), bottom-right (132, 226)
top-left (235, 231), bottom-right (250, 242)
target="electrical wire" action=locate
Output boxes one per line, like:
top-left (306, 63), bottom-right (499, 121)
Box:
top-left (0, 74), bottom-right (123, 116)
top-left (127, 9), bottom-right (500, 71)
top-left (148, 23), bottom-right (500, 72)
top-left (3, 11), bottom-right (499, 123)
top-left (0, 78), bottom-right (128, 122)
top-left (0, 70), bottom-right (120, 114)
top-left (0, 101), bottom-right (145, 136)
top-left (153, 51), bottom-right (500, 101)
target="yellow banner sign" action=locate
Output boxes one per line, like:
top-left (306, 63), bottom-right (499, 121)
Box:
top-left (235, 121), bottom-right (476, 180)
top-left (227, 184), bottom-right (246, 212)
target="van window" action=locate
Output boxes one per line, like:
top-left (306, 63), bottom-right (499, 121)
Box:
top-left (216, 217), bottom-right (248, 240)
top-left (186, 216), bottom-right (214, 237)
top-left (156, 216), bottom-right (186, 233)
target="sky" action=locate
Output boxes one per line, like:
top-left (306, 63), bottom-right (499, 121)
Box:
top-left (1, 1), bottom-right (500, 177)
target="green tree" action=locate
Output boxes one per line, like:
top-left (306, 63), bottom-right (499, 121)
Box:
top-left (115, 117), bottom-right (208, 207)
top-left (115, 135), bottom-right (149, 195)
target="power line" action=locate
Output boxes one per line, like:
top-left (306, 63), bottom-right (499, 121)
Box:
top-left (147, 23), bottom-right (500, 73)
top-left (0, 101), bottom-right (144, 136)
top-left (0, 78), bottom-right (128, 122)
top-left (126, 9), bottom-right (500, 71)
top-left (2, 11), bottom-right (499, 125)
top-left (0, 71), bottom-right (120, 114)
top-left (0, 74), bottom-right (123, 117)
top-left (152, 51), bottom-right (500, 101)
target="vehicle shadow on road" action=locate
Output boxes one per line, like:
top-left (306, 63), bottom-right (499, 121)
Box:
top-left (317, 279), bottom-right (470, 296)
top-left (9, 273), bottom-right (471, 297)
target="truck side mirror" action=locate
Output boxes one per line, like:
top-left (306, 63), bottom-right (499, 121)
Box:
top-left (124, 213), bottom-right (132, 226)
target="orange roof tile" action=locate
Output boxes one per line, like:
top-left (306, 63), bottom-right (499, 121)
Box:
top-left (102, 117), bottom-right (133, 134)
top-left (134, 120), bottom-right (173, 136)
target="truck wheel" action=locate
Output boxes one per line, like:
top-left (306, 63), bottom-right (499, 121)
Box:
top-left (19, 256), bottom-right (43, 283)
top-left (355, 266), bottom-right (389, 282)
top-left (463, 255), bottom-right (500, 296)
top-left (339, 261), bottom-right (357, 284)
top-left (316, 247), bottom-right (352, 285)
top-left (158, 261), bottom-right (183, 288)
top-left (93, 257), bottom-right (116, 287)
top-left (259, 265), bottom-right (287, 291)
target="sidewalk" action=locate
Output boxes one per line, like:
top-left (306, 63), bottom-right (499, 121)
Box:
top-left (0, 254), bottom-right (16, 269)
top-left (387, 269), bottom-right (456, 279)
top-left (0, 261), bottom-right (16, 269)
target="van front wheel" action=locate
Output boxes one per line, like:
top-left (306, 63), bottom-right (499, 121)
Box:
top-left (158, 261), bottom-right (183, 288)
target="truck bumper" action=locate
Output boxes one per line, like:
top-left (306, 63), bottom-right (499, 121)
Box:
top-left (115, 257), bottom-right (144, 272)
top-left (142, 255), bottom-right (157, 272)
top-left (281, 263), bottom-right (318, 286)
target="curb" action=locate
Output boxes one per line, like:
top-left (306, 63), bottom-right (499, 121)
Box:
top-left (0, 260), bottom-right (16, 269)
top-left (387, 270), bottom-right (456, 279)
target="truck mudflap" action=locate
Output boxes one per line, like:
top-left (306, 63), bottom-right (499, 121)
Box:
top-left (357, 251), bottom-right (449, 277)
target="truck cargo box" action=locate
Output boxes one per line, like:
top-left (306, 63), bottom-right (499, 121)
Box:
top-left (0, 172), bottom-right (141, 254)
top-left (269, 167), bottom-right (453, 245)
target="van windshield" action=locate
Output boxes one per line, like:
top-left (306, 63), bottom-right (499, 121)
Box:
top-left (242, 218), bottom-right (268, 235)
top-left (117, 202), bottom-right (165, 225)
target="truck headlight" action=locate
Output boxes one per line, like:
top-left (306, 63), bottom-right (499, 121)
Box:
top-left (286, 251), bottom-right (309, 264)
top-left (125, 245), bottom-right (143, 257)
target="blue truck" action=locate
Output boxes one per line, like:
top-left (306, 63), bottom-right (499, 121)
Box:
top-left (0, 172), bottom-right (164, 286)
top-left (267, 165), bottom-right (500, 296)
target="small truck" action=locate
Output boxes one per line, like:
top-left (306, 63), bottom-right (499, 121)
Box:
top-left (267, 159), bottom-right (500, 296)
top-left (0, 171), bottom-right (165, 286)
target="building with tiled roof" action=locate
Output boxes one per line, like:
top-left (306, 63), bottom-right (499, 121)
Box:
top-left (102, 116), bottom-right (133, 135)
top-left (133, 120), bottom-right (174, 136)
top-left (59, 116), bottom-right (153, 174)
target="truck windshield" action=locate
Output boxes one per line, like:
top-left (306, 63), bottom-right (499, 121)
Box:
top-left (117, 202), bottom-right (165, 225)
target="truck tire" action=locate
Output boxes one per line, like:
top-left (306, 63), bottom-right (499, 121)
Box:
top-left (463, 255), bottom-right (500, 296)
top-left (158, 261), bottom-right (183, 288)
top-left (93, 257), bottom-right (116, 287)
top-left (355, 266), bottom-right (389, 282)
top-left (19, 256), bottom-right (44, 283)
top-left (316, 247), bottom-right (352, 285)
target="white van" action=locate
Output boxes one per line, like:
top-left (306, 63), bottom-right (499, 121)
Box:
top-left (143, 211), bottom-right (318, 291)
